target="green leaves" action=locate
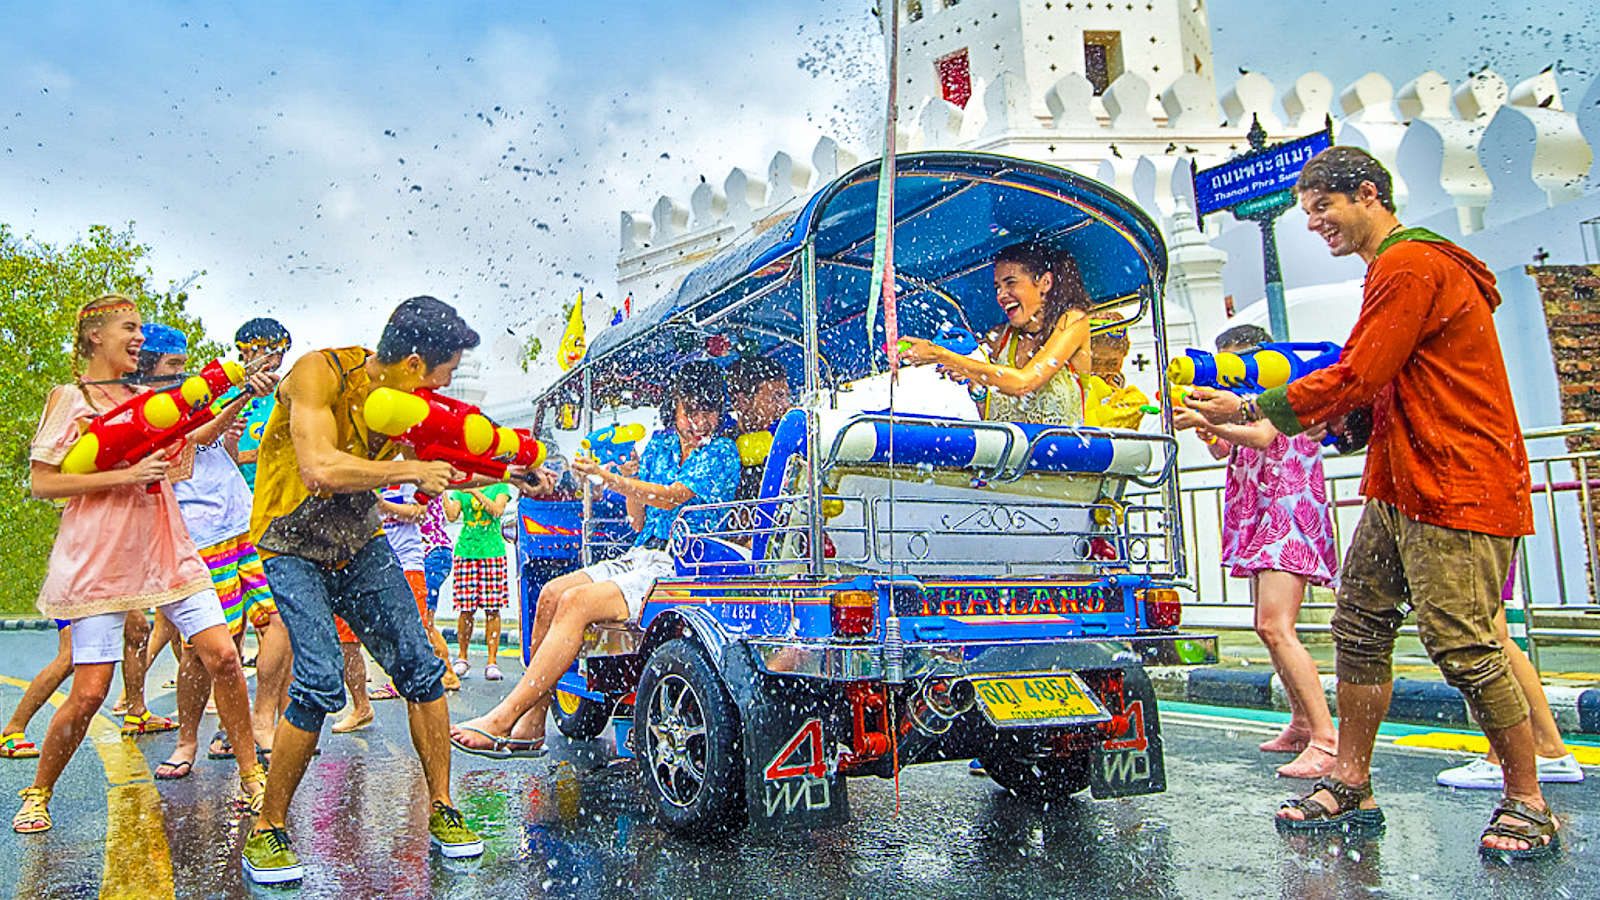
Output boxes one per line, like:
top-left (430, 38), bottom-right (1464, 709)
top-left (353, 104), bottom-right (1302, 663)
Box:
top-left (0, 222), bottom-right (223, 612)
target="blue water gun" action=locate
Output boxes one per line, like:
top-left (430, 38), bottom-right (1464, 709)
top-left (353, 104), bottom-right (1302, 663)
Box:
top-left (580, 423), bottom-right (646, 468)
top-left (1166, 341), bottom-right (1342, 393)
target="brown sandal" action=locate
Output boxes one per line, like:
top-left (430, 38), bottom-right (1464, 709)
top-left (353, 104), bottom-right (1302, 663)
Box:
top-left (1480, 798), bottom-right (1560, 862)
top-left (1276, 777), bottom-right (1384, 833)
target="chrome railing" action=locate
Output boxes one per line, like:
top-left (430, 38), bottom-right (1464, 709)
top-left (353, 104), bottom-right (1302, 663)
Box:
top-left (1147, 422), bottom-right (1600, 668)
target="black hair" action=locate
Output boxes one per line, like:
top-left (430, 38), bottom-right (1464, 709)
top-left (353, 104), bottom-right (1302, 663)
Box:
top-left (376, 296), bottom-right (480, 368)
top-left (1215, 323), bottom-right (1274, 352)
top-left (661, 360), bottom-right (728, 429)
top-left (994, 241), bottom-right (1093, 328)
top-left (726, 355), bottom-right (787, 396)
top-left (235, 317), bottom-right (292, 350)
top-left (1295, 146), bottom-right (1397, 214)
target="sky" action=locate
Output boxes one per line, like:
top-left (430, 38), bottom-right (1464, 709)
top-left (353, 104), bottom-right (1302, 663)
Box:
top-left (2, 0), bottom-right (1595, 403)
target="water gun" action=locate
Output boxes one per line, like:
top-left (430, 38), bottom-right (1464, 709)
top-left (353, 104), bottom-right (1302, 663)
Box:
top-left (893, 325), bottom-right (979, 357)
top-left (60, 359), bottom-right (248, 486)
top-left (580, 423), bottom-right (646, 468)
top-left (364, 388), bottom-right (546, 496)
top-left (1166, 341), bottom-right (1342, 393)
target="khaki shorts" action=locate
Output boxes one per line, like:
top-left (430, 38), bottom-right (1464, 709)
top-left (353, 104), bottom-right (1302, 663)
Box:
top-left (1332, 501), bottom-right (1529, 731)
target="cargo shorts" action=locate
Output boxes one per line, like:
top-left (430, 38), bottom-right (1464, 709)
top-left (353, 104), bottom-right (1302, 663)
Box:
top-left (1331, 500), bottom-right (1530, 731)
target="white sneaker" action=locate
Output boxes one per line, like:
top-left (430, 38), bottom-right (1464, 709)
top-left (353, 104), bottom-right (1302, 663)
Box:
top-left (1437, 753), bottom-right (1586, 789)
top-left (484, 664), bottom-right (504, 682)
top-left (452, 659), bottom-right (470, 678)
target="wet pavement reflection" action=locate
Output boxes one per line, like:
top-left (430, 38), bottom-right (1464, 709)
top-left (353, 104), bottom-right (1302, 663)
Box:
top-left (0, 629), bottom-right (1593, 899)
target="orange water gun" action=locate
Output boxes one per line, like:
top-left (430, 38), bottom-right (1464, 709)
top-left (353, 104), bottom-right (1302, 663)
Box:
top-left (364, 388), bottom-right (546, 497)
top-left (60, 360), bottom-right (248, 487)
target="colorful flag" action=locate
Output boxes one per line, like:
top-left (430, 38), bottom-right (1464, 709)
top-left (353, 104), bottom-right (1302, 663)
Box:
top-left (557, 290), bottom-right (586, 371)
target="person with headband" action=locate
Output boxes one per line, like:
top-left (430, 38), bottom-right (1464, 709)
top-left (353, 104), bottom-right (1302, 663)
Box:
top-left (15, 295), bottom-right (265, 835)
top-left (231, 317), bottom-right (292, 491)
top-left (133, 324), bottom-right (292, 780)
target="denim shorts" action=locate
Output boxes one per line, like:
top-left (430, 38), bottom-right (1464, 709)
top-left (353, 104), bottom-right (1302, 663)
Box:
top-left (423, 546), bottom-right (453, 613)
top-left (263, 538), bottom-right (447, 732)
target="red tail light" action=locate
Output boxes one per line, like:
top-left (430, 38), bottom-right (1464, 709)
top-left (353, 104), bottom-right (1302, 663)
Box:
top-left (830, 589), bottom-right (876, 637)
top-left (1143, 588), bottom-right (1182, 629)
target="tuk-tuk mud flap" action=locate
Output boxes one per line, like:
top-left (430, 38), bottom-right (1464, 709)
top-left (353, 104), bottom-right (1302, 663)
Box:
top-left (724, 650), bottom-right (850, 832)
top-left (1089, 666), bottom-right (1166, 799)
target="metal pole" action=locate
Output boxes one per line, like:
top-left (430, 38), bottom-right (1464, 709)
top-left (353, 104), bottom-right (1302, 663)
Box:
top-left (1261, 215), bottom-right (1290, 341)
top-left (801, 242), bottom-right (825, 577)
top-left (580, 365), bottom-right (594, 567)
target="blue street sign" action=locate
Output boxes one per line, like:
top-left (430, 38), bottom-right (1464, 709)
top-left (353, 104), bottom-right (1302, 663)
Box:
top-left (1192, 128), bottom-right (1333, 218)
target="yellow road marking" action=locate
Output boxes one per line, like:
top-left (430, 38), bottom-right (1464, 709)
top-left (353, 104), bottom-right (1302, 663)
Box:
top-left (0, 675), bottom-right (174, 900)
top-left (1392, 731), bottom-right (1600, 766)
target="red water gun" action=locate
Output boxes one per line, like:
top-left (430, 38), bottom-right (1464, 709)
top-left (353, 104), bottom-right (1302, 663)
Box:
top-left (60, 359), bottom-right (248, 488)
top-left (364, 387), bottom-right (546, 497)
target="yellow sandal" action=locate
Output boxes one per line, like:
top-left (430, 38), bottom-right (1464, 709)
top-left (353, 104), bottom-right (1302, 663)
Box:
top-left (236, 764), bottom-right (268, 816)
top-left (13, 787), bottom-right (52, 834)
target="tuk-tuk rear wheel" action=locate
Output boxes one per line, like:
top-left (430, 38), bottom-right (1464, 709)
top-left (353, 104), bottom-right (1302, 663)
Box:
top-left (980, 752), bottom-right (1092, 804)
top-left (635, 639), bottom-right (745, 836)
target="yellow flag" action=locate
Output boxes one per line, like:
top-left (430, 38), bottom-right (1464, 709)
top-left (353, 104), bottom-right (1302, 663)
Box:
top-left (557, 290), bottom-right (586, 371)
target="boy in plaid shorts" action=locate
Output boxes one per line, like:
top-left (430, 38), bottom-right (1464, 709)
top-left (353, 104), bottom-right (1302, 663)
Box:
top-left (444, 483), bottom-right (513, 681)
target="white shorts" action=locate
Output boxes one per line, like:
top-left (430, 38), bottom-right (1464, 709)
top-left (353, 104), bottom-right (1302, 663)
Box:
top-left (69, 589), bottom-right (228, 665)
top-left (580, 548), bottom-right (675, 619)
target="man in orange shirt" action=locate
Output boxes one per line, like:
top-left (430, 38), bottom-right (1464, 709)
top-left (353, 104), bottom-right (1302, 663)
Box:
top-left (1187, 147), bottom-right (1557, 861)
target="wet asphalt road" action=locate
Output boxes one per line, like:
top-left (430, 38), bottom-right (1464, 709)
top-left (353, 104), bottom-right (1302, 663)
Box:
top-left (0, 627), bottom-right (1594, 900)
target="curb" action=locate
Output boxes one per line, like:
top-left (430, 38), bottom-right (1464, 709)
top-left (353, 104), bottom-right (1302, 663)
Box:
top-left (0, 618), bottom-right (57, 631)
top-left (1150, 666), bottom-right (1600, 738)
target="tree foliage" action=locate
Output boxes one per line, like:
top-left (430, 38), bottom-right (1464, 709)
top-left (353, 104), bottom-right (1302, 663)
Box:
top-left (0, 222), bottom-right (224, 613)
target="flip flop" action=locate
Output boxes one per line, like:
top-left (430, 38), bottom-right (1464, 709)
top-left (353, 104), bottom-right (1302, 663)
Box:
top-left (207, 730), bottom-right (234, 760)
top-left (121, 712), bottom-right (180, 736)
top-left (449, 726), bottom-right (547, 760)
top-left (154, 759), bottom-right (193, 780)
top-left (367, 684), bottom-right (403, 701)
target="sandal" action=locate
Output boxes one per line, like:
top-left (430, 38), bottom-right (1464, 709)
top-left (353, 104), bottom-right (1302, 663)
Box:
top-left (368, 684), bottom-right (403, 701)
top-left (0, 733), bottom-right (40, 759)
top-left (155, 758), bottom-right (193, 780)
top-left (121, 711), bottom-right (180, 736)
top-left (1276, 778), bottom-right (1385, 833)
top-left (207, 730), bottom-right (234, 760)
top-left (1480, 798), bottom-right (1561, 862)
top-left (449, 726), bottom-right (548, 760)
top-left (235, 763), bottom-right (268, 816)
top-left (12, 787), bottom-right (51, 834)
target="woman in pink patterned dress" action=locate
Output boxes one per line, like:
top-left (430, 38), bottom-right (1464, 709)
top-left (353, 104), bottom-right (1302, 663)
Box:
top-left (1175, 325), bottom-right (1339, 779)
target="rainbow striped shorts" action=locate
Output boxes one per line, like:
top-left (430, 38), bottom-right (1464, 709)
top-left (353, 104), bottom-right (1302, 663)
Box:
top-left (197, 534), bottom-right (278, 636)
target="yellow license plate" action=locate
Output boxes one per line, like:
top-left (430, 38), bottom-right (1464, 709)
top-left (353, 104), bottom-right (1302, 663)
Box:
top-left (970, 673), bottom-right (1109, 728)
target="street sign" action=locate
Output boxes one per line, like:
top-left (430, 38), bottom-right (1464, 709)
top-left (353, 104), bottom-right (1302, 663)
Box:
top-left (1231, 188), bottom-right (1295, 220)
top-left (1192, 128), bottom-right (1332, 218)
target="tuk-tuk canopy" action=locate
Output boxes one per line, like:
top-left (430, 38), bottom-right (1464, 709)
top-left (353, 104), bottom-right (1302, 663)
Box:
top-left (544, 152), bottom-right (1167, 413)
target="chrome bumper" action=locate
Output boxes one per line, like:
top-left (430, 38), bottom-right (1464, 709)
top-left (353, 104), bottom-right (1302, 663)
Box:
top-left (746, 633), bottom-right (1218, 681)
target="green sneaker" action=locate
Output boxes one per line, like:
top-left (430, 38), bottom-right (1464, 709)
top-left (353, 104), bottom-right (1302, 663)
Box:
top-left (242, 826), bottom-right (305, 884)
top-left (428, 801), bottom-right (484, 858)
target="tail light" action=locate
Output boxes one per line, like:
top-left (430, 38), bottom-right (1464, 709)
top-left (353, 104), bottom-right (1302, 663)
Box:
top-left (1143, 588), bottom-right (1182, 630)
top-left (830, 589), bottom-right (876, 638)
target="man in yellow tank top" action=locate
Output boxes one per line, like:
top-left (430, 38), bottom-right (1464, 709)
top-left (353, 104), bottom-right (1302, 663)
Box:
top-left (241, 296), bottom-right (490, 884)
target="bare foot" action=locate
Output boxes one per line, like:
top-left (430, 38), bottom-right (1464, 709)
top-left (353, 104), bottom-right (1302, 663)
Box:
top-left (1277, 744), bottom-right (1337, 779)
top-left (331, 709), bottom-right (375, 734)
top-left (1260, 725), bottom-right (1310, 754)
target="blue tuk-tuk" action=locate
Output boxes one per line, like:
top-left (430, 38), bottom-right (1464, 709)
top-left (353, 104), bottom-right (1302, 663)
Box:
top-left (518, 151), bottom-right (1216, 837)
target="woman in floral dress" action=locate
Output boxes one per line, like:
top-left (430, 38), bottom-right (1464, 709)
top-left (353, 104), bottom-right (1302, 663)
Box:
top-left (1176, 324), bottom-right (1340, 779)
